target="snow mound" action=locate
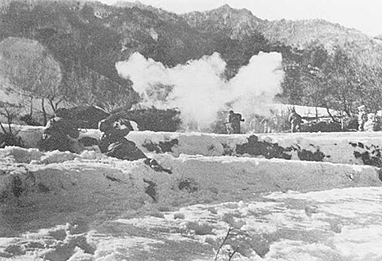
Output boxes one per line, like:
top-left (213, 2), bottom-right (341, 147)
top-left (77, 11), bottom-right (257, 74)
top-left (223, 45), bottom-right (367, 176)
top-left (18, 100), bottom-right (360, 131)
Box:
top-left (0, 147), bottom-right (381, 235)
top-left (9, 125), bottom-right (382, 167)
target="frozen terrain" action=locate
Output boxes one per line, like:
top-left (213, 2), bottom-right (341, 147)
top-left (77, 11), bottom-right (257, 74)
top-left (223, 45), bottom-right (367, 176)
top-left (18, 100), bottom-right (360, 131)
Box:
top-left (1, 126), bottom-right (382, 260)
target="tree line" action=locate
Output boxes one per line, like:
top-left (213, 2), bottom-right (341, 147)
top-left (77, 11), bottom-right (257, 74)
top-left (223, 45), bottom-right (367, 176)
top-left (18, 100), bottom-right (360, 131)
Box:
top-left (278, 42), bottom-right (382, 119)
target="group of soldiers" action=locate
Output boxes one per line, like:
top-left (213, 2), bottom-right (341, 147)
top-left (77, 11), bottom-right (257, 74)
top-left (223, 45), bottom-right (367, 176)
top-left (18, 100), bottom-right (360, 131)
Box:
top-left (226, 105), bottom-right (382, 134)
top-left (40, 109), bottom-right (172, 173)
top-left (225, 108), bottom-right (302, 134)
top-left (39, 107), bottom-right (303, 164)
top-left (227, 105), bottom-right (382, 134)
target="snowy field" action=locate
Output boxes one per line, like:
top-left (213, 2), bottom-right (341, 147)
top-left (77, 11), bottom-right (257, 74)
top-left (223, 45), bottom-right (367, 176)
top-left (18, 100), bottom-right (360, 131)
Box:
top-left (1, 127), bottom-right (382, 260)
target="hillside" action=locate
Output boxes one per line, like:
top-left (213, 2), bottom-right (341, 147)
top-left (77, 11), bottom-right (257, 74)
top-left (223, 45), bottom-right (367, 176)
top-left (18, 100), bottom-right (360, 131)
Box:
top-left (0, 0), bottom-right (216, 81)
top-left (1, 0), bottom-right (382, 121)
top-left (3, 0), bottom-right (379, 79)
top-left (182, 5), bottom-right (382, 64)
top-left (262, 19), bottom-right (382, 66)
top-left (181, 4), bottom-right (266, 40)
top-left (263, 18), bottom-right (370, 48)
top-left (2, 1), bottom-right (381, 68)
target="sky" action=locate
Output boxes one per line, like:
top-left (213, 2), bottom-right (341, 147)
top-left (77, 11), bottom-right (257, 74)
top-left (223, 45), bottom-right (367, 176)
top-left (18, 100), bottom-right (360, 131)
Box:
top-left (98, 0), bottom-right (382, 36)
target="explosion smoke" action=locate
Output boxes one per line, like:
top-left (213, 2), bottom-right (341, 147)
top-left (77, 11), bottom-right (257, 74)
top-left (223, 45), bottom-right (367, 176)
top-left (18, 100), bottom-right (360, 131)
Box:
top-left (116, 51), bottom-right (283, 132)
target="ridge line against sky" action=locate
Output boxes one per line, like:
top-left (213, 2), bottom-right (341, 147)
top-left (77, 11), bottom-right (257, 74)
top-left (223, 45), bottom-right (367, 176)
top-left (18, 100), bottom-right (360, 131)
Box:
top-left (98, 0), bottom-right (382, 37)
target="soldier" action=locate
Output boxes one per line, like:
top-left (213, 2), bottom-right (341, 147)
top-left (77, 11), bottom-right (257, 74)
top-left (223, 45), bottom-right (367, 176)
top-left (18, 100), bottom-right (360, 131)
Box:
top-left (288, 108), bottom-right (302, 133)
top-left (98, 112), bottom-right (171, 173)
top-left (260, 117), bottom-right (271, 133)
top-left (249, 115), bottom-right (262, 133)
top-left (225, 110), bottom-right (245, 134)
top-left (357, 105), bottom-right (368, 131)
top-left (40, 108), bottom-right (80, 153)
top-left (364, 112), bottom-right (380, 131)
top-left (270, 113), bottom-right (280, 133)
top-left (98, 112), bottom-right (145, 160)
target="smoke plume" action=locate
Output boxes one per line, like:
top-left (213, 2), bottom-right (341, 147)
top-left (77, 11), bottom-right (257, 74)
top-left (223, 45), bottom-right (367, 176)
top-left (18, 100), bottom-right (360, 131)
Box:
top-left (116, 51), bottom-right (283, 131)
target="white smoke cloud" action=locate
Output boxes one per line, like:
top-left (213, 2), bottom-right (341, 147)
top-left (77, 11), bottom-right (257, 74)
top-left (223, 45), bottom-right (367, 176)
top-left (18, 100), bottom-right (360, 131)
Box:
top-left (115, 51), bottom-right (283, 131)
top-left (228, 52), bottom-right (284, 119)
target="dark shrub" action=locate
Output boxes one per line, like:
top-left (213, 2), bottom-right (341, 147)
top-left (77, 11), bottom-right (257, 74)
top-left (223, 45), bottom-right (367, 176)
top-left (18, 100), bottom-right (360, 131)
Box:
top-left (20, 114), bottom-right (42, 126)
top-left (65, 106), bottom-right (110, 129)
top-left (302, 121), bottom-right (342, 132)
top-left (125, 108), bottom-right (181, 132)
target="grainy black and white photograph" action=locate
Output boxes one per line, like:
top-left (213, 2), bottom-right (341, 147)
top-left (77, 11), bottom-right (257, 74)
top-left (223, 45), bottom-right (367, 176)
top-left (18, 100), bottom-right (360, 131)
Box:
top-left (1, 0), bottom-right (382, 260)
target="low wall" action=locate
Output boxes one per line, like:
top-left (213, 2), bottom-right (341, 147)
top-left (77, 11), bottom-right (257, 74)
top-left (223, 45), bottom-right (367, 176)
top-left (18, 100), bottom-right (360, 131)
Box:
top-left (127, 131), bottom-right (382, 167)
top-left (6, 125), bottom-right (382, 167)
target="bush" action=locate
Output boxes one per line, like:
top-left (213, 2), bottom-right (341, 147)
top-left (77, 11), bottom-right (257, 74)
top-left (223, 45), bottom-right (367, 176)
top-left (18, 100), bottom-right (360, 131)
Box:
top-left (65, 106), bottom-right (110, 129)
top-left (125, 108), bottom-right (181, 132)
top-left (302, 121), bottom-right (342, 132)
top-left (20, 114), bottom-right (42, 126)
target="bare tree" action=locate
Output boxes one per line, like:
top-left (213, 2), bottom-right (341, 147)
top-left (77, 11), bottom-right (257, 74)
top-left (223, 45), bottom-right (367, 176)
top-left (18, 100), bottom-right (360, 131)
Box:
top-left (0, 101), bottom-right (23, 147)
top-left (0, 50), bottom-right (62, 125)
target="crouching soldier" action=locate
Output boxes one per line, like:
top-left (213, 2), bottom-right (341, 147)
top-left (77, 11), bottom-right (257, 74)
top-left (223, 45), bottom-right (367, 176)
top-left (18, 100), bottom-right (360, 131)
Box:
top-left (40, 108), bottom-right (81, 153)
top-left (98, 112), bottom-right (172, 174)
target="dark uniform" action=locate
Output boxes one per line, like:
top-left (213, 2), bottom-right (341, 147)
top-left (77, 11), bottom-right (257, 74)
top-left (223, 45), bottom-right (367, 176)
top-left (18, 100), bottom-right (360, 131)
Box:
top-left (226, 110), bottom-right (244, 134)
top-left (98, 113), bottom-right (171, 173)
top-left (288, 109), bottom-right (302, 133)
top-left (98, 113), bottom-right (146, 160)
top-left (40, 108), bottom-right (80, 153)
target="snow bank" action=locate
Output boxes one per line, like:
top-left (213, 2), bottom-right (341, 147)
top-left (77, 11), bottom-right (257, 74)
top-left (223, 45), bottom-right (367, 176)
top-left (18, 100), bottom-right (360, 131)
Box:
top-left (0, 147), bottom-right (381, 234)
top-left (129, 131), bottom-right (382, 167)
top-left (7, 125), bottom-right (382, 167)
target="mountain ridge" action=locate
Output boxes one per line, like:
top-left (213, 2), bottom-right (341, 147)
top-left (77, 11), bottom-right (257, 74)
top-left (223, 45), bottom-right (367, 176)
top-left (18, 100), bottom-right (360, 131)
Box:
top-left (180, 3), bottom-right (380, 53)
top-left (1, 0), bottom-right (382, 116)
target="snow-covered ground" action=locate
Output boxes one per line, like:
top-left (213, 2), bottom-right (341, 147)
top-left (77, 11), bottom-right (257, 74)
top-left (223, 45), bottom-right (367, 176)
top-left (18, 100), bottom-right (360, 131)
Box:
top-left (12, 125), bottom-right (382, 166)
top-left (1, 126), bottom-right (382, 260)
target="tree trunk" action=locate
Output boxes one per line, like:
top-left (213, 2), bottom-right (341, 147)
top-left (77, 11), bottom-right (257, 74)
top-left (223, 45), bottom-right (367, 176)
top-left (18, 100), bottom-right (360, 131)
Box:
top-left (41, 98), bottom-right (47, 126)
top-left (343, 107), bottom-right (351, 117)
top-left (315, 107), bottom-right (318, 120)
top-left (326, 107), bottom-right (339, 123)
top-left (30, 96), bottom-right (33, 116)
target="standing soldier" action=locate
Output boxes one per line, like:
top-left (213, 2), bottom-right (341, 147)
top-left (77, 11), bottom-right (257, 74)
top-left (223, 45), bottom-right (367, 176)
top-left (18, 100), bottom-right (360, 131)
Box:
top-left (260, 117), bottom-right (271, 133)
top-left (249, 115), bottom-right (262, 133)
top-left (288, 108), bottom-right (302, 133)
top-left (357, 105), bottom-right (368, 131)
top-left (226, 110), bottom-right (245, 134)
